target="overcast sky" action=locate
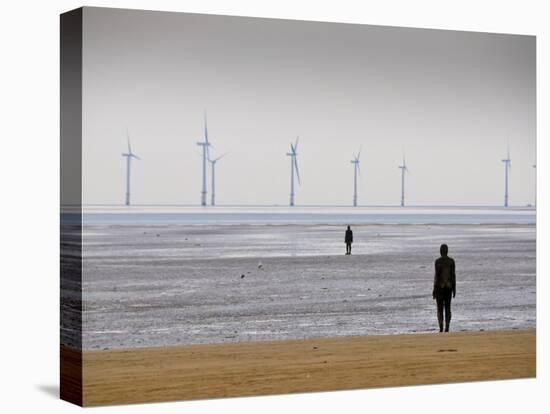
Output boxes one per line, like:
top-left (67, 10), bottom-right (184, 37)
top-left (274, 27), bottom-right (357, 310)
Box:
top-left (81, 7), bottom-right (536, 206)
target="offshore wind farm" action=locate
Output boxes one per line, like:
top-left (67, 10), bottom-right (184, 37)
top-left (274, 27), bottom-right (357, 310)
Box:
top-left (76, 6), bottom-right (535, 213)
top-left (117, 113), bottom-right (532, 210)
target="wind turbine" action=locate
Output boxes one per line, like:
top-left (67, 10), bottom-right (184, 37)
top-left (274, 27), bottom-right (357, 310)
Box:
top-left (121, 130), bottom-right (141, 206)
top-left (502, 147), bottom-right (511, 207)
top-left (398, 156), bottom-right (408, 207)
top-left (209, 152), bottom-right (227, 206)
top-left (286, 137), bottom-right (301, 207)
top-left (350, 148), bottom-right (361, 207)
top-left (196, 111), bottom-right (211, 206)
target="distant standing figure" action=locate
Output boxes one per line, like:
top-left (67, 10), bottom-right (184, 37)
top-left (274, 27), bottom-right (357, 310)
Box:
top-left (345, 225), bottom-right (353, 255)
top-left (432, 244), bottom-right (456, 332)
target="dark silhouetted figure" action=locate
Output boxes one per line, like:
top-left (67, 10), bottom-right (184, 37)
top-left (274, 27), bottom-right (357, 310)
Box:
top-left (345, 225), bottom-right (353, 255)
top-left (433, 244), bottom-right (456, 332)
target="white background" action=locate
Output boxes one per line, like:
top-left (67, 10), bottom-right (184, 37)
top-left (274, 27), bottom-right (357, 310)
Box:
top-left (0, 0), bottom-right (547, 412)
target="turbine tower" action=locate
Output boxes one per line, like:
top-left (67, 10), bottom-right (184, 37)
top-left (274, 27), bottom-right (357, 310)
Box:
top-left (209, 153), bottom-right (227, 206)
top-left (502, 147), bottom-right (511, 207)
top-left (121, 131), bottom-right (140, 206)
top-left (286, 137), bottom-right (301, 206)
top-left (398, 156), bottom-right (408, 207)
top-left (350, 148), bottom-right (361, 207)
top-left (196, 111), bottom-right (211, 206)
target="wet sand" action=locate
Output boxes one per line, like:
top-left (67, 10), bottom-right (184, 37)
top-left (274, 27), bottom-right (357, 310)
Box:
top-left (74, 223), bottom-right (536, 349)
top-left (62, 329), bottom-right (536, 406)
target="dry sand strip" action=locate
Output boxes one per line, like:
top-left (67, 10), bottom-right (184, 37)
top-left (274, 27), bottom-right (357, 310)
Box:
top-left (61, 329), bottom-right (536, 406)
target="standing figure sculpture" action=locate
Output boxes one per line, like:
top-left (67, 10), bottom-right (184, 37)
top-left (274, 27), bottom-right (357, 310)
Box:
top-left (432, 244), bottom-right (456, 332)
top-left (345, 225), bottom-right (353, 255)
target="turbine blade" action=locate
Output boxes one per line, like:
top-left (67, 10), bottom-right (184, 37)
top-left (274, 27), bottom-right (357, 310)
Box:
top-left (132, 154), bottom-right (141, 160)
top-left (294, 157), bottom-right (301, 185)
top-left (215, 152), bottom-right (228, 162)
top-left (294, 136), bottom-right (299, 152)
top-left (204, 110), bottom-right (211, 161)
top-left (127, 130), bottom-right (131, 154)
top-left (204, 110), bottom-right (209, 143)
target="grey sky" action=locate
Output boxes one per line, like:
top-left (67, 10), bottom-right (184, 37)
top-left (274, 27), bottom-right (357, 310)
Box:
top-left (82, 7), bottom-right (536, 206)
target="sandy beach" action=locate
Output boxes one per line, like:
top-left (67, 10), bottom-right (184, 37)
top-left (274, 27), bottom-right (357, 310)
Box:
top-left (61, 329), bottom-right (536, 406)
top-left (60, 209), bottom-right (537, 406)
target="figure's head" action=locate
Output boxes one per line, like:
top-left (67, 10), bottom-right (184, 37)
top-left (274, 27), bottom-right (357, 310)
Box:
top-left (347, 225), bottom-right (351, 230)
top-left (440, 244), bottom-right (448, 256)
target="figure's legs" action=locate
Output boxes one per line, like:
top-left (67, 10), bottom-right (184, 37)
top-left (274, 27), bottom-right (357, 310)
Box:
top-left (346, 243), bottom-right (351, 254)
top-left (444, 293), bottom-right (452, 332)
top-left (349, 243), bottom-right (352, 255)
top-left (436, 296), bottom-right (444, 332)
